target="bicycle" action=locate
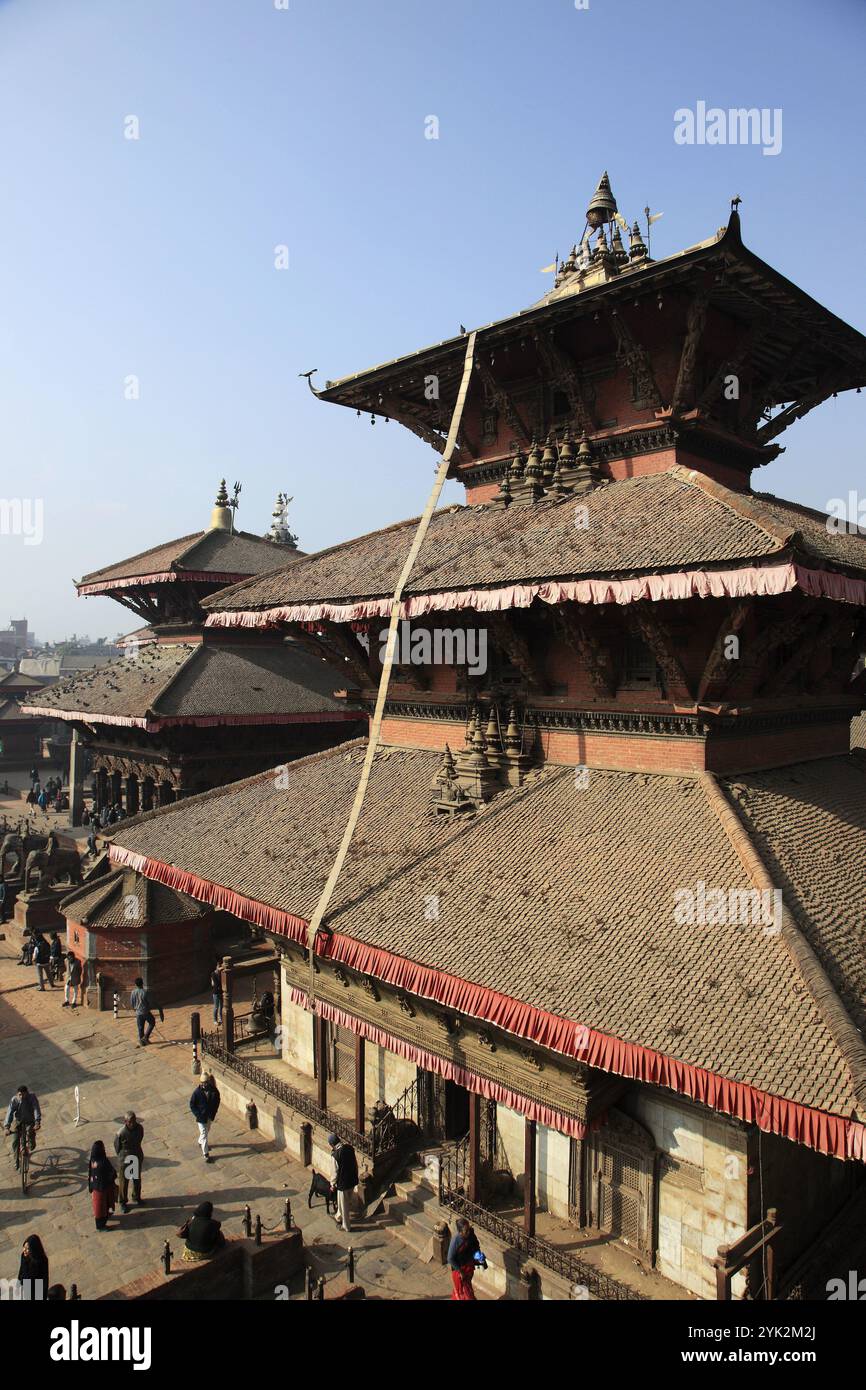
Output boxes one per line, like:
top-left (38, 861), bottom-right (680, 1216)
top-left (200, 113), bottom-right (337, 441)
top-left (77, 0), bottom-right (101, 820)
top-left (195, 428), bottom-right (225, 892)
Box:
top-left (6, 1124), bottom-right (37, 1194)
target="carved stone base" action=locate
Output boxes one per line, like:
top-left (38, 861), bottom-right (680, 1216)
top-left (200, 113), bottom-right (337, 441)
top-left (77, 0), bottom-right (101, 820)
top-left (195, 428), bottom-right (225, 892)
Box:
top-left (13, 887), bottom-right (70, 935)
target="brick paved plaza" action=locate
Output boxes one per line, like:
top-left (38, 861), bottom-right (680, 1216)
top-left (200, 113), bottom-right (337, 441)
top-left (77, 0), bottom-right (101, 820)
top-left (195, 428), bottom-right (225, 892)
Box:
top-left (0, 940), bottom-right (452, 1301)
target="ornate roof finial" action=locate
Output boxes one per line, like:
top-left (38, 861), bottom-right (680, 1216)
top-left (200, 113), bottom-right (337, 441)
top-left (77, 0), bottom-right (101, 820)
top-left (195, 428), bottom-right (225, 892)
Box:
top-left (629, 220), bottom-right (648, 262)
top-left (586, 171), bottom-right (618, 230)
top-left (210, 479), bottom-right (233, 532)
top-left (267, 492), bottom-right (299, 548)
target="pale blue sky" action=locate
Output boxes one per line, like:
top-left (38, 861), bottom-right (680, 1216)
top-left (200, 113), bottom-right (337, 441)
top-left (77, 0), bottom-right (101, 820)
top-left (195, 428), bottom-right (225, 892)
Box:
top-left (1, 0), bottom-right (864, 641)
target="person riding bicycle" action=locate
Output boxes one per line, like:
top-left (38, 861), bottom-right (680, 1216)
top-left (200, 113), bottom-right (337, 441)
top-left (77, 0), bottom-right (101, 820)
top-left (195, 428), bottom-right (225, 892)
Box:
top-left (4, 1086), bottom-right (42, 1171)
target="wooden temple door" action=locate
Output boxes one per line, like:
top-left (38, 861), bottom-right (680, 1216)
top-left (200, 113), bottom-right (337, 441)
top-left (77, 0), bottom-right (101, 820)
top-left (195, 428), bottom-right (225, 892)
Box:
top-left (585, 1108), bottom-right (656, 1262)
top-left (328, 1021), bottom-right (355, 1085)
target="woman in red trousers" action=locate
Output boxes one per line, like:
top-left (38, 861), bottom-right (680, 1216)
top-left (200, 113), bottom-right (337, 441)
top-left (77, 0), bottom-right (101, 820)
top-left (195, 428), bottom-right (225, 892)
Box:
top-left (88, 1140), bottom-right (118, 1230)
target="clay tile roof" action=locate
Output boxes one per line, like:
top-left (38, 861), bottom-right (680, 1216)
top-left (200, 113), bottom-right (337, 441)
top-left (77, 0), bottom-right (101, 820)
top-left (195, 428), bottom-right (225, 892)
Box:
top-left (61, 867), bottom-right (207, 927)
top-left (202, 469), bottom-right (866, 617)
top-left (111, 742), bottom-right (865, 1118)
top-left (21, 645), bottom-right (195, 721)
top-left (20, 642), bottom-right (359, 726)
top-left (78, 529), bottom-right (305, 591)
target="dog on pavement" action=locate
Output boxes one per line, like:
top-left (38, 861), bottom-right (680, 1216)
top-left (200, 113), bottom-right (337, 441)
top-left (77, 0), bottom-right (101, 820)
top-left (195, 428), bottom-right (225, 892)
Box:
top-left (308, 1168), bottom-right (336, 1214)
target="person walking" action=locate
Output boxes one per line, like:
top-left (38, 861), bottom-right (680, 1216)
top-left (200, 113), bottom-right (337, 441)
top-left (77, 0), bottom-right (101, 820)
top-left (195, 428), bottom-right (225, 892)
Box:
top-left (210, 961), bottom-right (223, 1025)
top-left (189, 1074), bottom-right (220, 1163)
top-left (327, 1133), bottom-right (359, 1234)
top-left (63, 954), bottom-right (82, 1009)
top-left (86, 827), bottom-right (97, 856)
top-left (48, 932), bottom-right (64, 984)
top-left (32, 934), bottom-right (54, 991)
top-left (447, 1216), bottom-right (481, 1300)
top-left (0, 880), bottom-right (6, 926)
top-left (114, 1112), bottom-right (144, 1211)
top-left (87, 1140), bottom-right (117, 1230)
top-left (4, 1086), bottom-right (41, 1170)
top-left (17, 1234), bottom-right (49, 1300)
top-left (129, 976), bottom-right (157, 1046)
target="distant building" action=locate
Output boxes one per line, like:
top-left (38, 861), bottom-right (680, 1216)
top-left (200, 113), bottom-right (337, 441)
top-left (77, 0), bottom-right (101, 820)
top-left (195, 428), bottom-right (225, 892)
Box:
top-left (21, 482), bottom-right (363, 816)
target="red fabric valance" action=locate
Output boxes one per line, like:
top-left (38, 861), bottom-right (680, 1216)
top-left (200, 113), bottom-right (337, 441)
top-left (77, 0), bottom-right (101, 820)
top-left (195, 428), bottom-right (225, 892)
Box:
top-left (108, 843), bottom-right (866, 1162)
top-left (204, 561), bottom-right (866, 632)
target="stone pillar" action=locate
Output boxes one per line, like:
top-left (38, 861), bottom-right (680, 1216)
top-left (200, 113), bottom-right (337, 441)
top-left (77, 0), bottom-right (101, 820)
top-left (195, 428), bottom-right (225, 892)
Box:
top-left (220, 955), bottom-right (234, 1051)
top-left (354, 1034), bottom-right (365, 1133)
top-left (468, 1092), bottom-right (482, 1203)
top-left (315, 1014), bottom-right (328, 1110)
top-left (68, 729), bottom-right (85, 827)
top-left (523, 1118), bottom-right (537, 1237)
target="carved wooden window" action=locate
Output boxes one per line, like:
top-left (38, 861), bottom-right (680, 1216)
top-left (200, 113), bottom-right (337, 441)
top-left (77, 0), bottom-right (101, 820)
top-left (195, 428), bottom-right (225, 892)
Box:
top-left (620, 636), bottom-right (658, 690)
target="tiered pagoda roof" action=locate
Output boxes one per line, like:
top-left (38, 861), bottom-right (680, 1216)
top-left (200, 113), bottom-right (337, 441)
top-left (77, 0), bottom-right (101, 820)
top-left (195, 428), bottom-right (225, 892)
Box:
top-left (110, 740), bottom-right (866, 1137)
top-left (61, 865), bottom-right (207, 927)
top-left (201, 469), bottom-right (866, 627)
top-left (77, 524), bottom-right (302, 596)
top-left (108, 180), bottom-right (866, 1164)
top-left (21, 641), bottom-right (360, 731)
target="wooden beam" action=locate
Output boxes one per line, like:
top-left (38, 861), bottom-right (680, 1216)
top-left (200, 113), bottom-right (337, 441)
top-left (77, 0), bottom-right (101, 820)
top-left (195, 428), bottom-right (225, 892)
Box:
top-left (285, 620), bottom-right (373, 691)
top-left (672, 291), bottom-right (710, 415)
top-left (315, 1014), bottom-right (328, 1110)
top-left (629, 606), bottom-right (694, 700)
top-left (728, 605), bottom-right (816, 696)
top-left (609, 310), bottom-right (662, 410)
top-left (468, 1092), bottom-right (481, 1203)
top-left (554, 603), bottom-right (617, 698)
top-left (476, 361), bottom-right (531, 443)
top-left (762, 613), bottom-right (826, 694)
top-left (365, 391), bottom-right (467, 467)
top-left (523, 1118), bottom-right (537, 1237)
top-left (354, 1034), bottom-right (365, 1134)
top-left (486, 612), bottom-right (548, 692)
top-left (756, 378), bottom-right (842, 445)
top-left (531, 329), bottom-right (597, 436)
top-left (697, 600), bottom-right (752, 702)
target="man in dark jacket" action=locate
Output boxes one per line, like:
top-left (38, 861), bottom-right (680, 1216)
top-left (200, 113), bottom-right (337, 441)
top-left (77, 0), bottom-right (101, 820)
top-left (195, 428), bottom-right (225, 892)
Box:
top-left (114, 1111), bottom-right (145, 1210)
top-left (4, 1086), bottom-right (41, 1170)
top-left (327, 1133), bottom-right (359, 1233)
top-left (33, 935), bottom-right (53, 991)
top-left (189, 1074), bottom-right (220, 1163)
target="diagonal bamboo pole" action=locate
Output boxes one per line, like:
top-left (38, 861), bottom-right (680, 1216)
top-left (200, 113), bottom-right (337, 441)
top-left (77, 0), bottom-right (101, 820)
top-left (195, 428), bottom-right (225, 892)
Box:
top-left (305, 331), bottom-right (477, 1003)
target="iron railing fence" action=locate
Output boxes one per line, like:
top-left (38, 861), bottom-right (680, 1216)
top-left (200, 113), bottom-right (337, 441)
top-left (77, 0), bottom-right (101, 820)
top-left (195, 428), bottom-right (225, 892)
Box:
top-left (201, 1030), bottom-right (378, 1156)
top-left (439, 1134), bottom-right (646, 1302)
top-left (202, 1032), bottom-right (426, 1169)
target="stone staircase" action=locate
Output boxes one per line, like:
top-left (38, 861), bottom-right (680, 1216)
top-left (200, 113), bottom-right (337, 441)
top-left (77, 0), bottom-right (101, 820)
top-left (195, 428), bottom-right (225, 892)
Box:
top-left (380, 1160), bottom-right (445, 1263)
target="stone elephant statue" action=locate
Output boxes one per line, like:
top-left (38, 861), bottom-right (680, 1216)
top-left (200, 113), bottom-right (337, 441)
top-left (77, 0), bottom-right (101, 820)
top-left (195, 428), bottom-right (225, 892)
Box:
top-left (23, 843), bottom-right (83, 893)
top-left (0, 829), bottom-right (45, 880)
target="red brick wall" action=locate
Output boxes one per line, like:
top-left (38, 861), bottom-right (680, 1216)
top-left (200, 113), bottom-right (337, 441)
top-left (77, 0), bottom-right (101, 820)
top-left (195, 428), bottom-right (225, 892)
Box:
top-left (380, 715), bottom-right (851, 773)
top-left (99, 1231), bottom-right (303, 1301)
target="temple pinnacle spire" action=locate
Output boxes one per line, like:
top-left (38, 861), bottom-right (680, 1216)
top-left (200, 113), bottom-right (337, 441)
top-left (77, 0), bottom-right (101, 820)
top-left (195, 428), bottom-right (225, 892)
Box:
top-left (210, 479), bottom-right (232, 532)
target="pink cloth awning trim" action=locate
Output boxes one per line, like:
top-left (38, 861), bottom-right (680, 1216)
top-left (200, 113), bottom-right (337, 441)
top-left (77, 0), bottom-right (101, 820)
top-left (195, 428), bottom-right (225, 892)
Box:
top-left (308, 994), bottom-right (586, 1138)
top-left (106, 845), bottom-right (866, 1161)
top-left (19, 705), bottom-right (358, 732)
top-left (78, 570), bottom-right (252, 596)
top-left (203, 561), bottom-right (866, 631)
